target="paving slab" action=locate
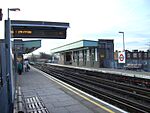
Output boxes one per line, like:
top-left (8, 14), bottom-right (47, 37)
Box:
top-left (19, 66), bottom-right (124, 113)
top-left (19, 67), bottom-right (96, 113)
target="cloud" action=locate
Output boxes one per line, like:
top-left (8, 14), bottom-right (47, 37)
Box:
top-left (1, 0), bottom-right (150, 53)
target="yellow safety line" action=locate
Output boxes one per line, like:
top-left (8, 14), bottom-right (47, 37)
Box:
top-left (43, 73), bottom-right (115, 113)
top-left (34, 67), bottom-right (116, 113)
top-left (60, 83), bottom-right (115, 113)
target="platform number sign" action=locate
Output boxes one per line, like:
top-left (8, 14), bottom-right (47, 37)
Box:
top-left (118, 52), bottom-right (126, 63)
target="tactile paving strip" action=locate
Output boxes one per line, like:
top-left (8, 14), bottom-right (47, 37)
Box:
top-left (25, 96), bottom-right (49, 113)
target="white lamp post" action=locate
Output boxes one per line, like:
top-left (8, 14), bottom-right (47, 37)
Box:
top-left (6, 8), bottom-right (20, 103)
top-left (118, 31), bottom-right (125, 51)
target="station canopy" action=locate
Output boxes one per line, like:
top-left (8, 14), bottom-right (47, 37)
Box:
top-left (51, 40), bottom-right (98, 53)
top-left (12, 39), bottom-right (41, 54)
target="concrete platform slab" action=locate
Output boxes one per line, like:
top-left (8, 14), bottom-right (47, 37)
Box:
top-left (19, 66), bottom-right (126, 113)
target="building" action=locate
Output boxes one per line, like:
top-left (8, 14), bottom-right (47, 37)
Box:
top-left (114, 50), bottom-right (150, 71)
top-left (51, 39), bottom-right (114, 68)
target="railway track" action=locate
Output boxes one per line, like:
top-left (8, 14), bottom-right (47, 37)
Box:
top-left (34, 64), bottom-right (150, 113)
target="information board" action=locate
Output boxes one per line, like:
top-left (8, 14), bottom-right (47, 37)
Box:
top-left (10, 20), bottom-right (69, 39)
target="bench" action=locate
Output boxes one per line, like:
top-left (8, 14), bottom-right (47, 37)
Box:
top-left (124, 64), bottom-right (143, 70)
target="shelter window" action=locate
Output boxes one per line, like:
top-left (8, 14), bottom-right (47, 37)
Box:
top-left (79, 51), bottom-right (83, 61)
top-left (66, 52), bottom-right (71, 61)
top-left (138, 53), bottom-right (142, 59)
top-left (91, 48), bottom-right (95, 60)
top-left (87, 50), bottom-right (90, 61)
top-left (127, 53), bottom-right (131, 59)
top-left (107, 43), bottom-right (112, 49)
top-left (99, 43), bottom-right (106, 48)
top-left (144, 53), bottom-right (147, 59)
top-left (133, 53), bottom-right (137, 58)
top-left (95, 48), bottom-right (98, 61)
top-left (148, 52), bottom-right (150, 59)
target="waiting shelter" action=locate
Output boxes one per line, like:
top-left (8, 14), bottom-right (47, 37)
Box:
top-left (51, 39), bottom-right (114, 68)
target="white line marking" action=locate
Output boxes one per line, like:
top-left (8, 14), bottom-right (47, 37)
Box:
top-left (32, 67), bottom-right (128, 113)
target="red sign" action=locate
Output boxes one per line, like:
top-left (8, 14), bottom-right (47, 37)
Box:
top-left (119, 54), bottom-right (124, 61)
top-left (118, 52), bottom-right (125, 63)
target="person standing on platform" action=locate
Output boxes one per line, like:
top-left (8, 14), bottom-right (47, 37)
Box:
top-left (24, 59), bottom-right (30, 72)
top-left (17, 61), bottom-right (23, 75)
top-left (17, 61), bottom-right (23, 86)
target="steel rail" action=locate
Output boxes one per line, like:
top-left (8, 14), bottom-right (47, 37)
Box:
top-left (34, 64), bottom-right (150, 113)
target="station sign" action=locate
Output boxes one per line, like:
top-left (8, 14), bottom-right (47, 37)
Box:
top-left (118, 52), bottom-right (126, 63)
top-left (10, 20), bottom-right (69, 39)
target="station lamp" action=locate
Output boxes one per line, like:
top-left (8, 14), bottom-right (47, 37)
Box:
top-left (118, 31), bottom-right (125, 51)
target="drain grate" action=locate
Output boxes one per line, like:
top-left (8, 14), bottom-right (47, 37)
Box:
top-left (25, 96), bottom-right (49, 113)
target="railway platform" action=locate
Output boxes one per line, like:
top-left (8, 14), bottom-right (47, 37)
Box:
top-left (17, 66), bottom-right (126, 113)
top-left (49, 63), bottom-right (150, 80)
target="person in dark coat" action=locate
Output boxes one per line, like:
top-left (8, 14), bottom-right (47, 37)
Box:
top-left (17, 62), bottom-right (23, 75)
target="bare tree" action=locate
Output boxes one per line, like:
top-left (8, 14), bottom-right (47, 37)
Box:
top-left (39, 52), bottom-right (52, 59)
top-left (27, 53), bottom-right (37, 62)
top-left (147, 42), bottom-right (150, 50)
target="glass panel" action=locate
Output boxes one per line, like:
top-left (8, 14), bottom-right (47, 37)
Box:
top-left (144, 53), bottom-right (147, 59)
top-left (133, 53), bottom-right (137, 58)
top-left (127, 53), bottom-right (130, 59)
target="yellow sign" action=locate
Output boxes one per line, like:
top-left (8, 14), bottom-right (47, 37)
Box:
top-left (11, 30), bottom-right (32, 34)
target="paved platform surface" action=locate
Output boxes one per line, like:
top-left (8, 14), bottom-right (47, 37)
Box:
top-left (19, 66), bottom-right (125, 113)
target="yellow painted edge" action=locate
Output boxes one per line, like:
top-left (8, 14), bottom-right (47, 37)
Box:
top-left (44, 74), bottom-right (115, 113)
top-left (60, 82), bottom-right (115, 113)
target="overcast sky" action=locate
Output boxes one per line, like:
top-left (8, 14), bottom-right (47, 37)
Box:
top-left (0, 0), bottom-right (150, 54)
